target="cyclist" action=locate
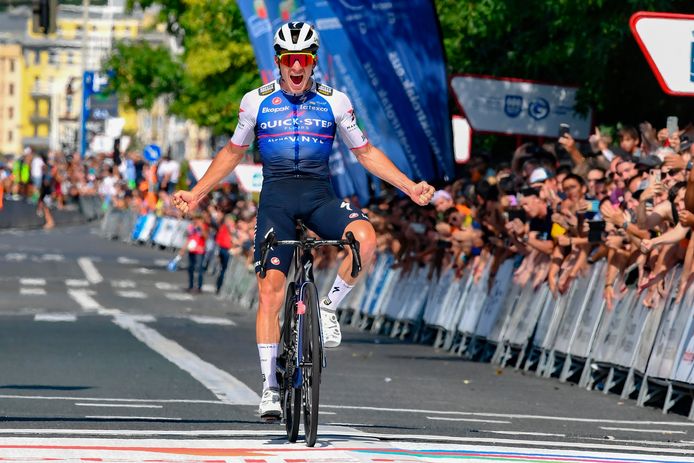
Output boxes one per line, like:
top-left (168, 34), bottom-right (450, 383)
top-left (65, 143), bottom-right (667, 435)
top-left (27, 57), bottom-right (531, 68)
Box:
top-left (173, 21), bottom-right (434, 420)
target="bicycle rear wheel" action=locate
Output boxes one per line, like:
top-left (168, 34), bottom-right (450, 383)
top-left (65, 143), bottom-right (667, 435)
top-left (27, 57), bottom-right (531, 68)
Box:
top-left (278, 282), bottom-right (301, 442)
top-left (302, 281), bottom-right (322, 447)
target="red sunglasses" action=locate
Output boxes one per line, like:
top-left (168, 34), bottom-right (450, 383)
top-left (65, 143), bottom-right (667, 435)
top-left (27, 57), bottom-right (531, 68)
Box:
top-left (277, 52), bottom-right (316, 67)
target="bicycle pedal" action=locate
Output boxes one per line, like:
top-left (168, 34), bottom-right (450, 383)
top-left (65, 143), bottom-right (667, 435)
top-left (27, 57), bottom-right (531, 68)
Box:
top-left (260, 413), bottom-right (281, 424)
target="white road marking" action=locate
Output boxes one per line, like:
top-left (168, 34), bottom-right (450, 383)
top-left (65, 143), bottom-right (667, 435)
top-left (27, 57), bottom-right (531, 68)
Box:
top-left (75, 403), bottom-right (163, 409)
top-left (31, 284), bottom-right (253, 409)
top-left (85, 415), bottom-right (182, 421)
top-left (600, 426), bottom-right (687, 435)
top-left (20, 288), bottom-right (46, 295)
top-left (111, 280), bottom-right (137, 288)
top-left (166, 293), bottom-right (194, 301)
top-left (117, 257), bottom-right (139, 265)
top-left (321, 404), bottom-right (694, 427)
top-left (97, 308), bottom-right (122, 316)
top-left (5, 253), bottom-right (27, 261)
top-left (133, 267), bottom-right (155, 274)
top-left (319, 411), bottom-right (337, 415)
top-left (77, 257), bottom-right (103, 284)
top-left (65, 279), bottom-right (89, 287)
top-left (129, 314), bottom-right (156, 323)
top-left (34, 314), bottom-right (77, 322)
top-left (20, 278), bottom-right (46, 286)
top-left (155, 281), bottom-right (178, 290)
top-left (427, 416), bottom-right (512, 424)
top-left (154, 259), bottom-right (170, 267)
top-left (112, 314), bottom-right (259, 405)
top-left (482, 430), bottom-right (566, 437)
top-left (116, 290), bottom-right (147, 299)
top-left (40, 253), bottom-right (64, 261)
top-left (189, 316), bottom-right (236, 326)
top-left (67, 289), bottom-right (101, 311)
top-left (202, 284), bottom-right (215, 292)
top-left (0, 394), bottom-right (224, 404)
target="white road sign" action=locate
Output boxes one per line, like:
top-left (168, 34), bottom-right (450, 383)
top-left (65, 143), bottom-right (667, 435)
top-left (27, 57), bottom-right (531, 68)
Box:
top-left (450, 75), bottom-right (592, 139)
top-left (630, 12), bottom-right (694, 96)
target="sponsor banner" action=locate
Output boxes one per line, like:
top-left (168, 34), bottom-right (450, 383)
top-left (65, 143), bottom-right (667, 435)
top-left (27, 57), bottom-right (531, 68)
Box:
top-left (264, 0), bottom-right (371, 204)
top-left (330, 0), bottom-right (454, 182)
top-left (450, 74), bottom-right (592, 139)
top-left (236, 0), bottom-right (277, 84)
top-left (630, 12), bottom-right (694, 96)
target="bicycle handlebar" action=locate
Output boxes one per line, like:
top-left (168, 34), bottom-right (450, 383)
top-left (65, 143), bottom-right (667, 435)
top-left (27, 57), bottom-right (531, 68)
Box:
top-left (258, 231), bottom-right (362, 279)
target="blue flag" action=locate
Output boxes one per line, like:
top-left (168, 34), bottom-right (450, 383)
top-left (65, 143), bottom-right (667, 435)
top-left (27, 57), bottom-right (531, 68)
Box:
top-left (236, 0), bottom-right (277, 84)
top-left (264, 0), bottom-right (371, 205)
top-left (329, 0), bottom-right (454, 182)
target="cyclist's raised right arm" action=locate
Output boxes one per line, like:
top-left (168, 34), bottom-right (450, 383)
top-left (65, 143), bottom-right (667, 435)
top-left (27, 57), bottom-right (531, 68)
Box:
top-left (174, 94), bottom-right (256, 214)
top-left (187, 143), bottom-right (246, 202)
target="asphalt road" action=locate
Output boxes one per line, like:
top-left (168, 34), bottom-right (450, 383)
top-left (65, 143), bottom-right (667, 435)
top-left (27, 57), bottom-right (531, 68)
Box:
top-left (0, 224), bottom-right (692, 462)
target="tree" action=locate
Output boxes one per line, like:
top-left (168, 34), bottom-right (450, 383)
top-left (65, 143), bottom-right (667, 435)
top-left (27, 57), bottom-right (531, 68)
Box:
top-left (102, 0), bottom-right (260, 135)
top-left (436, 0), bottom-right (694, 128)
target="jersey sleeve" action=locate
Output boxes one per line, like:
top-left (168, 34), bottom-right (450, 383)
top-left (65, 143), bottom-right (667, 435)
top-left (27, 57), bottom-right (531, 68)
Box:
top-left (335, 93), bottom-right (368, 150)
top-left (229, 92), bottom-right (257, 148)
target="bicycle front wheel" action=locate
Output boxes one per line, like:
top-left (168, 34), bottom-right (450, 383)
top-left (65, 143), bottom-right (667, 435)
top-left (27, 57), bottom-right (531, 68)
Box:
top-left (279, 282), bottom-right (301, 443)
top-left (302, 281), bottom-right (322, 447)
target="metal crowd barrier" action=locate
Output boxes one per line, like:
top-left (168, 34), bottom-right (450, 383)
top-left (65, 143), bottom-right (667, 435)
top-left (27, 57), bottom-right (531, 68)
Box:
top-left (99, 210), bottom-right (694, 420)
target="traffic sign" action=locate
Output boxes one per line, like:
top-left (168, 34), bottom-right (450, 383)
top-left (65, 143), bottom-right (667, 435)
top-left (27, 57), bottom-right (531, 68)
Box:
top-left (143, 144), bottom-right (161, 163)
top-left (630, 12), bottom-right (694, 96)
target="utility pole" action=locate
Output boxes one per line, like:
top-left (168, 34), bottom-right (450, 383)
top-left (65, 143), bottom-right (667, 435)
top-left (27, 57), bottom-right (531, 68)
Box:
top-left (78, 0), bottom-right (89, 158)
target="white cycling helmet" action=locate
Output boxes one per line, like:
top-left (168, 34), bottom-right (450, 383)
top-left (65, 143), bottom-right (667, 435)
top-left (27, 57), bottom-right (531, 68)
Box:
top-left (273, 22), bottom-right (319, 54)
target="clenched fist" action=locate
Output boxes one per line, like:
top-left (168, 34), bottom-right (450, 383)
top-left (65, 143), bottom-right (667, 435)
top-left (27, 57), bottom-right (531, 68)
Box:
top-left (172, 190), bottom-right (201, 216)
top-left (409, 181), bottom-right (435, 206)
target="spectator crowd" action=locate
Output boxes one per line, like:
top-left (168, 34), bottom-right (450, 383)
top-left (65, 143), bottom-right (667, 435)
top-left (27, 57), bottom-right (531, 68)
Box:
top-left (3, 118), bottom-right (693, 309)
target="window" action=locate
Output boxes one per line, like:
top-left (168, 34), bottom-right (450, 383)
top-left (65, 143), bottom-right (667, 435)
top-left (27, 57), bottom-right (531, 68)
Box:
top-left (8, 107), bottom-right (13, 118)
top-left (8, 83), bottom-right (13, 95)
top-left (9, 60), bottom-right (14, 72)
top-left (8, 131), bottom-right (12, 142)
top-left (34, 51), bottom-right (40, 64)
top-left (67, 52), bottom-right (73, 64)
top-left (49, 50), bottom-right (58, 65)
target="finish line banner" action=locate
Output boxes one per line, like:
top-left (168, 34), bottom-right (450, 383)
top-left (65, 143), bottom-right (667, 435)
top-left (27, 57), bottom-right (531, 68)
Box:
top-left (330, 0), bottom-right (454, 182)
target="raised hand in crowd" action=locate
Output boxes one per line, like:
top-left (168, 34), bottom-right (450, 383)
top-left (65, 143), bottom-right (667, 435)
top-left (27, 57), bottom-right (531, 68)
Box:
top-left (663, 153), bottom-right (688, 171)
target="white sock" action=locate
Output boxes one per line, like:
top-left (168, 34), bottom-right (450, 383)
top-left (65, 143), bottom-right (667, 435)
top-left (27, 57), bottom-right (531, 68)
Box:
top-left (258, 343), bottom-right (278, 390)
top-left (322, 274), bottom-right (354, 313)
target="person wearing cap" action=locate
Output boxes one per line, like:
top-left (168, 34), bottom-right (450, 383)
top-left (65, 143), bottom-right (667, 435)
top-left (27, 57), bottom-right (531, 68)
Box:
top-left (171, 21), bottom-right (435, 420)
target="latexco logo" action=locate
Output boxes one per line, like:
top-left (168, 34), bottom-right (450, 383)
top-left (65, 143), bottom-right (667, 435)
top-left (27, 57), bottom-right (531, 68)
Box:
top-left (262, 106), bottom-right (290, 114)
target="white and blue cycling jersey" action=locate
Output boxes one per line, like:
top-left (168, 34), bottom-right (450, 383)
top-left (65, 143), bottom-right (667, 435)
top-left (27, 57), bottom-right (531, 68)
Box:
top-left (229, 80), bottom-right (368, 182)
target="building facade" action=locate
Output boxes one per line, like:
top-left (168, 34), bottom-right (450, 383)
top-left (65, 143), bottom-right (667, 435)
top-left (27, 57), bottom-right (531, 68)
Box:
top-left (0, 3), bottom-right (209, 160)
top-left (0, 43), bottom-right (23, 156)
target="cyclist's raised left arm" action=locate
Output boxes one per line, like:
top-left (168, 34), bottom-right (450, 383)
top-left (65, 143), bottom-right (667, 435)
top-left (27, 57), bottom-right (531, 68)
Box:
top-left (336, 93), bottom-right (433, 206)
top-left (352, 143), bottom-right (422, 199)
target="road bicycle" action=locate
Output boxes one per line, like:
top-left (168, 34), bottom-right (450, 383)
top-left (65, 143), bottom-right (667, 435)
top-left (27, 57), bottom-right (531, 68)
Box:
top-left (258, 220), bottom-right (361, 447)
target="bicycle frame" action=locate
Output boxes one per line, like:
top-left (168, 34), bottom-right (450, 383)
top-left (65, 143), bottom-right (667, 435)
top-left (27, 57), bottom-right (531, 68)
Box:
top-left (257, 220), bottom-right (361, 444)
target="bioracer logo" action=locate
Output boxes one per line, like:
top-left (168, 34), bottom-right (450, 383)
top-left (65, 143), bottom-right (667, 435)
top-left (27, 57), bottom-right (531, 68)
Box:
top-left (262, 106), bottom-right (290, 114)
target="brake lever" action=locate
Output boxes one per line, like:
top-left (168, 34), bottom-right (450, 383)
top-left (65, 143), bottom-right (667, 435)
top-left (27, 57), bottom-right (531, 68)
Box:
top-left (345, 231), bottom-right (361, 278)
